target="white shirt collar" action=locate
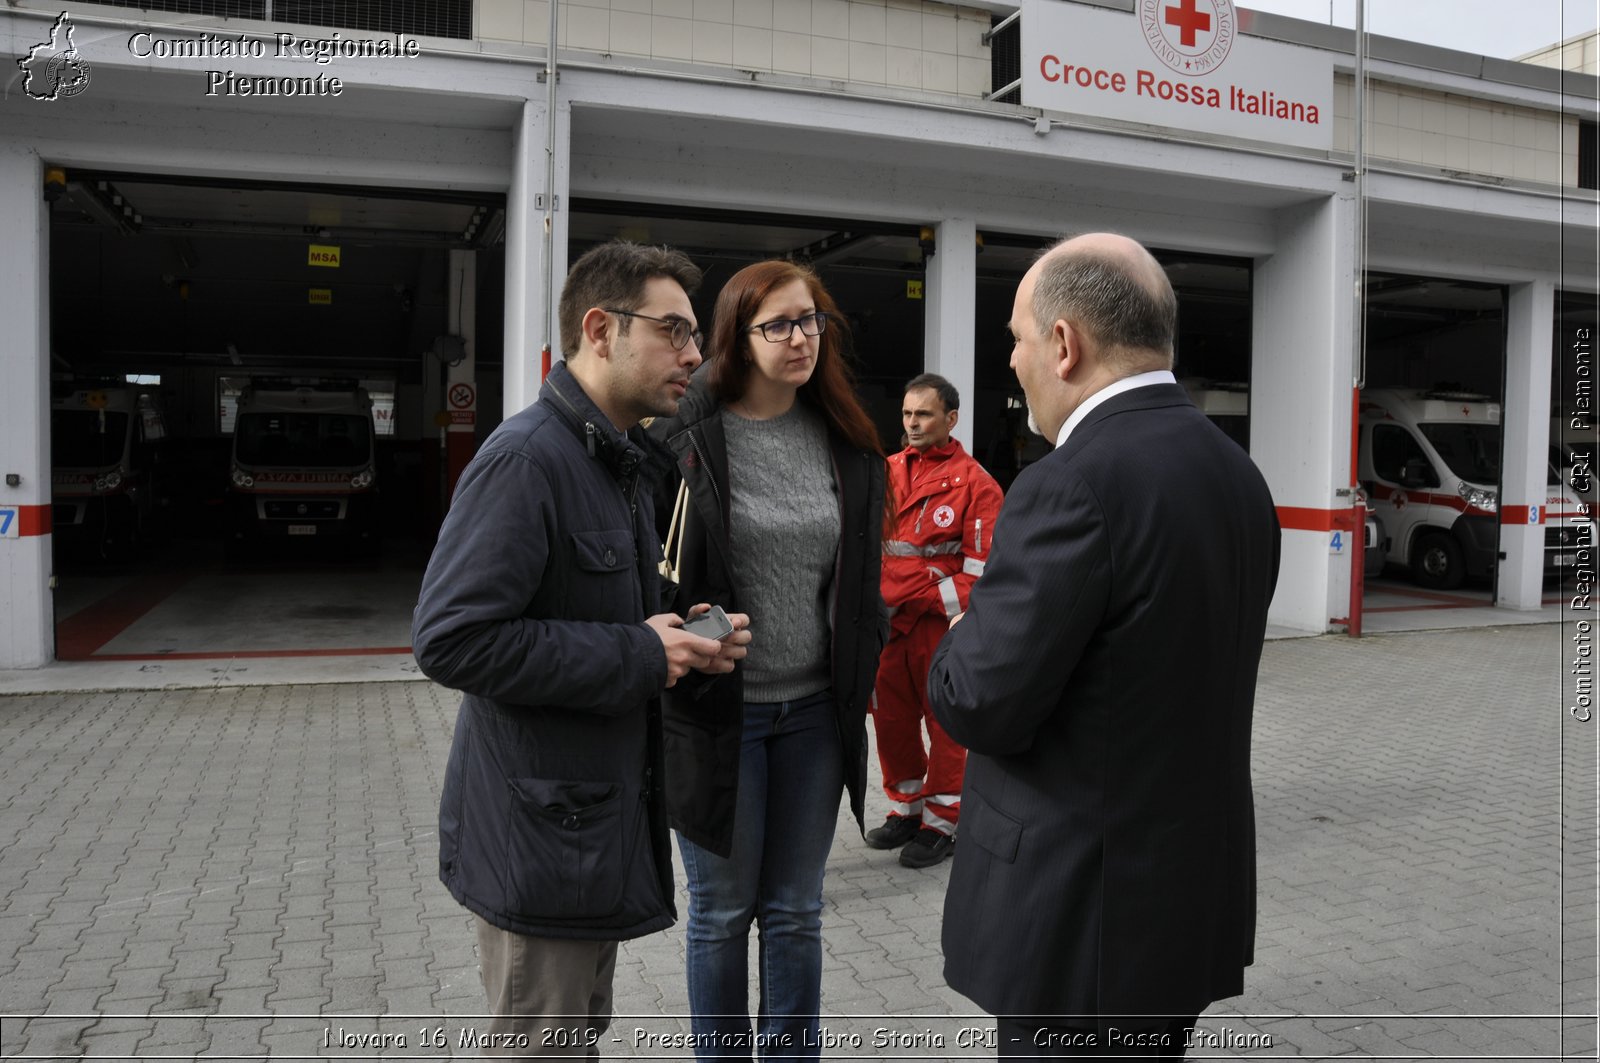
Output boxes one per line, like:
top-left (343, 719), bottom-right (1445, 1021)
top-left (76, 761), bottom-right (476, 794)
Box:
top-left (1054, 370), bottom-right (1178, 449)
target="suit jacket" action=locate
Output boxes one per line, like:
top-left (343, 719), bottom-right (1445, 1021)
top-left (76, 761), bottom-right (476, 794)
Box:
top-left (927, 383), bottom-right (1280, 1019)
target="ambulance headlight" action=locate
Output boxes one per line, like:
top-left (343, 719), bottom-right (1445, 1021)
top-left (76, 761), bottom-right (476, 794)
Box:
top-left (95, 471), bottom-right (122, 492)
top-left (231, 467), bottom-right (254, 489)
top-left (1458, 482), bottom-right (1497, 513)
top-left (350, 467), bottom-right (375, 489)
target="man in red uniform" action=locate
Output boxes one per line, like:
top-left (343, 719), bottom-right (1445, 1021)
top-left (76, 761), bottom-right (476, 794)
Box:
top-left (867, 373), bottom-right (1004, 868)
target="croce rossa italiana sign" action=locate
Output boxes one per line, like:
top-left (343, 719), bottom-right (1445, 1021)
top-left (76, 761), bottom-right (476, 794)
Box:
top-left (1023, 0), bottom-right (1334, 152)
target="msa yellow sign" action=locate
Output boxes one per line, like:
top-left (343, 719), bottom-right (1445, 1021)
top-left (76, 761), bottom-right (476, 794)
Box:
top-left (309, 288), bottom-right (333, 305)
top-left (308, 244), bottom-right (341, 268)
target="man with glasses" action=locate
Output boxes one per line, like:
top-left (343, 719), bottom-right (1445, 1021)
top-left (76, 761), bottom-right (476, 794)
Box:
top-left (413, 240), bottom-right (751, 1055)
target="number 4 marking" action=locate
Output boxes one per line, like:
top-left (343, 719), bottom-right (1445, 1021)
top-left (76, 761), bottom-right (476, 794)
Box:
top-left (1330, 530), bottom-right (1344, 553)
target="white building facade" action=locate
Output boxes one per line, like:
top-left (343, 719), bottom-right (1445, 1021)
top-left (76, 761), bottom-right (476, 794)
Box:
top-left (1, 0), bottom-right (1596, 666)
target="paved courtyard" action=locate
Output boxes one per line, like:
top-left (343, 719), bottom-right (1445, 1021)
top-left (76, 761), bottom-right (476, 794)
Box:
top-left (0, 621), bottom-right (1595, 1060)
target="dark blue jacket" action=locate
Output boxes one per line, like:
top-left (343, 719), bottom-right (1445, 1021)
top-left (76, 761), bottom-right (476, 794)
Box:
top-left (413, 362), bottom-right (676, 939)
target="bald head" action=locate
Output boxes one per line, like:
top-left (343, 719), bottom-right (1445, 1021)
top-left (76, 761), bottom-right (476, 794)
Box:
top-left (1028, 232), bottom-right (1176, 375)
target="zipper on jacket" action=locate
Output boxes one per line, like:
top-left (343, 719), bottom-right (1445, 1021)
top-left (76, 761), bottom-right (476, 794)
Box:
top-left (974, 517), bottom-right (983, 554)
top-left (546, 375), bottom-right (600, 459)
top-left (829, 450), bottom-right (844, 670)
top-left (913, 498), bottom-right (931, 534)
top-left (689, 431), bottom-right (724, 517)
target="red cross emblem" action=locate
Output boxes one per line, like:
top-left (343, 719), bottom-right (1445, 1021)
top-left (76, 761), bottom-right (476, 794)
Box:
top-left (1392, 490), bottom-right (1407, 511)
top-left (1165, 0), bottom-right (1211, 48)
top-left (1142, 0), bottom-right (1235, 75)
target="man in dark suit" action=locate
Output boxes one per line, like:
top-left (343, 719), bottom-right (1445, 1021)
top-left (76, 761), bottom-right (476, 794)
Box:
top-left (927, 233), bottom-right (1280, 1058)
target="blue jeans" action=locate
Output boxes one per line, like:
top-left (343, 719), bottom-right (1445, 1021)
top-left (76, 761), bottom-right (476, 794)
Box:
top-left (677, 689), bottom-right (844, 1061)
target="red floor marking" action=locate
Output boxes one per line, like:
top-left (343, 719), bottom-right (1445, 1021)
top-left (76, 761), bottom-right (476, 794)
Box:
top-left (1365, 602), bottom-right (1493, 614)
top-left (1363, 588), bottom-right (1571, 614)
top-left (87, 646), bottom-right (414, 662)
top-left (55, 569), bottom-right (200, 660)
top-left (1370, 586), bottom-right (1485, 607)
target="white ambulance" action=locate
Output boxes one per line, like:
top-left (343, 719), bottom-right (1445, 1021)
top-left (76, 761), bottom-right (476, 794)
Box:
top-left (1358, 387), bottom-right (1587, 589)
top-left (51, 382), bottom-right (167, 557)
top-left (227, 380), bottom-right (379, 555)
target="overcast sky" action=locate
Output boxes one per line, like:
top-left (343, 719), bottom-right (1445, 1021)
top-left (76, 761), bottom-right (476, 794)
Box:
top-left (1239, 0), bottom-right (1598, 59)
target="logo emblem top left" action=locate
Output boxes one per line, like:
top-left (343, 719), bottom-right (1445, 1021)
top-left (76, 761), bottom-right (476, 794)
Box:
top-left (19, 12), bottom-right (92, 101)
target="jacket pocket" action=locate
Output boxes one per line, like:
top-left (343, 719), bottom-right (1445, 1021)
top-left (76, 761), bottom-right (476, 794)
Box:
top-left (572, 529), bottom-right (633, 573)
top-left (964, 784), bottom-right (1022, 863)
top-left (504, 778), bottom-right (634, 920)
top-left (568, 529), bottom-right (637, 621)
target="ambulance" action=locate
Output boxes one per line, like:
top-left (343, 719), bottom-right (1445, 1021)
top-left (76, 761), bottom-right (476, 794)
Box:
top-left (227, 379), bottom-right (379, 554)
top-left (1358, 387), bottom-right (1587, 589)
top-left (51, 381), bottom-right (167, 557)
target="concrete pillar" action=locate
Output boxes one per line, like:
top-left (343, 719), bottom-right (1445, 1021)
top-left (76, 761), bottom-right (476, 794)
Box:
top-left (924, 217), bottom-right (978, 450)
top-left (1252, 194), bottom-right (1360, 633)
top-left (0, 147), bottom-right (53, 668)
top-left (504, 93), bottom-right (570, 418)
top-left (445, 249), bottom-right (478, 500)
top-left (1498, 280), bottom-right (1557, 609)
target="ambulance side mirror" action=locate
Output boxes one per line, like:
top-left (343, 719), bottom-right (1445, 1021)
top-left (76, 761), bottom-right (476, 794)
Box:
top-left (1398, 458), bottom-right (1438, 489)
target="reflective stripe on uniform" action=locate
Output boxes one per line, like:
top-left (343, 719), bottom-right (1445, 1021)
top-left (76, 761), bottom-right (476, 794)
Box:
top-left (923, 793), bottom-right (960, 833)
top-left (889, 778), bottom-right (924, 818)
top-left (938, 576), bottom-right (961, 617)
top-left (884, 540), bottom-right (963, 557)
top-left (962, 557), bottom-right (986, 577)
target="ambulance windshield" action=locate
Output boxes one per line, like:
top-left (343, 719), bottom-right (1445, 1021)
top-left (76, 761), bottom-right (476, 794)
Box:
top-left (1418, 422), bottom-right (1498, 485)
top-left (52, 410), bottom-right (129, 469)
top-left (235, 412), bottom-right (372, 468)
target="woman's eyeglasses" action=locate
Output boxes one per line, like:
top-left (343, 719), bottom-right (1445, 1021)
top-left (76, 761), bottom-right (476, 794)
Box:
top-left (747, 312), bottom-right (828, 343)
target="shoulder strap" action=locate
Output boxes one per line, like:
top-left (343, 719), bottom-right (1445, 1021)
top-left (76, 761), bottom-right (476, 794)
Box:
top-left (659, 479), bottom-right (689, 583)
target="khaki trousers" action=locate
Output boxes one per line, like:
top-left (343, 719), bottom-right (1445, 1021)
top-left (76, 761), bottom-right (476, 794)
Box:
top-left (474, 914), bottom-right (618, 1059)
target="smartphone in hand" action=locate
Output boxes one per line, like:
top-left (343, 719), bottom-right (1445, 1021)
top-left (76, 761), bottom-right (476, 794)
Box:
top-left (681, 605), bottom-right (734, 641)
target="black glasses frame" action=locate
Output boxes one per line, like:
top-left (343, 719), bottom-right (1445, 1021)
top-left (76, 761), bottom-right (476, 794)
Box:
top-left (603, 308), bottom-right (703, 351)
top-left (747, 312), bottom-right (828, 343)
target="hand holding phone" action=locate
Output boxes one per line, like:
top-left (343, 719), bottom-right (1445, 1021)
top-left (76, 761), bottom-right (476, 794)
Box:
top-left (681, 605), bottom-right (735, 641)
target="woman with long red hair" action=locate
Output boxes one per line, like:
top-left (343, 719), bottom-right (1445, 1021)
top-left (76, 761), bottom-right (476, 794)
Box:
top-left (649, 259), bottom-right (887, 1058)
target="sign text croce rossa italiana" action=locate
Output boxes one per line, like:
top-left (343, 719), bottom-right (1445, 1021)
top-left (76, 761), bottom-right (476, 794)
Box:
top-left (1023, 0), bottom-right (1334, 151)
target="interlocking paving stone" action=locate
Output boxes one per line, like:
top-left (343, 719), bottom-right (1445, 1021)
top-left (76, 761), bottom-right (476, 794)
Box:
top-left (0, 623), bottom-right (1595, 1060)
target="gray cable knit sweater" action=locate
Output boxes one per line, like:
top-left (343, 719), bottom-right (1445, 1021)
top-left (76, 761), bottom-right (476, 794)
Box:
top-left (723, 402), bottom-right (839, 703)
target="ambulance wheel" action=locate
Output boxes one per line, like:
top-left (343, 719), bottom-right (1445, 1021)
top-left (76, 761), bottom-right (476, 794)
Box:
top-left (1411, 531), bottom-right (1464, 590)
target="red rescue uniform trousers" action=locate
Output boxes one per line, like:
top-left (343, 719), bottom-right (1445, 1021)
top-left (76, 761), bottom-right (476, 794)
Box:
top-left (872, 611), bottom-right (965, 833)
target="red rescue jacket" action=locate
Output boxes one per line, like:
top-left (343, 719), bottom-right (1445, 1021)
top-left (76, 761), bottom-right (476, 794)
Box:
top-left (881, 439), bottom-right (1004, 637)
